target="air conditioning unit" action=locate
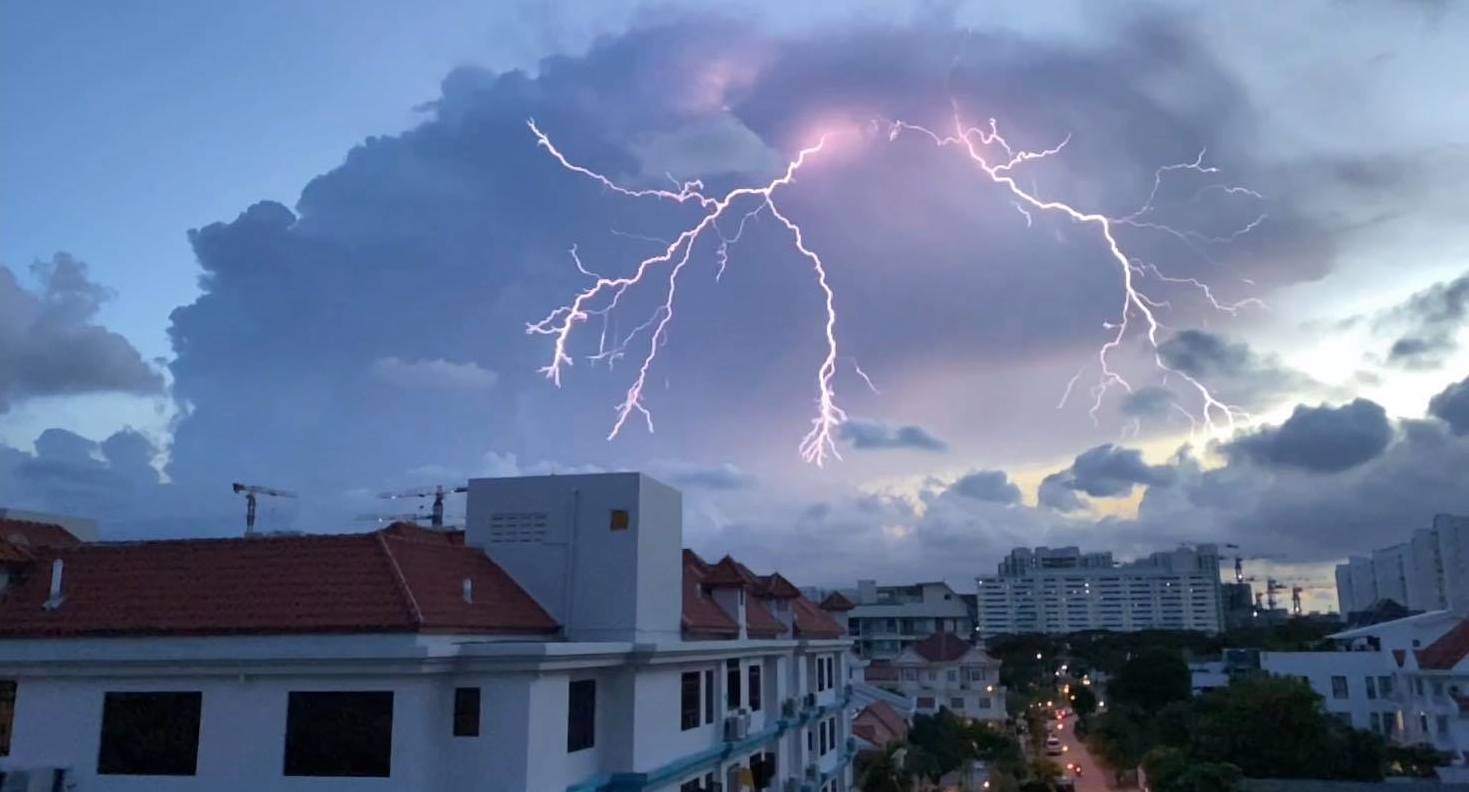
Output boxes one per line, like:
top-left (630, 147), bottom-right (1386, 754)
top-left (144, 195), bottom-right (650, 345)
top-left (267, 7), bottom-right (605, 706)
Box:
top-left (803, 692), bottom-right (817, 709)
top-left (782, 697), bottom-right (798, 718)
top-left (723, 712), bottom-right (749, 741)
top-left (805, 762), bottom-right (821, 781)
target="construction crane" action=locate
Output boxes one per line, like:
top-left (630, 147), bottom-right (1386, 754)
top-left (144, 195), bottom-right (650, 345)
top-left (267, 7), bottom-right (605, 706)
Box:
top-left (1291, 585), bottom-right (1304, 615)
top-left (378, 484), bottom-right (468, 529)
top-left (231, 482), bottom-right (297, 536)
top-left (1224, 543), bottom-right (1242, 583)
top-left (1265, 578), bottom-right (1289, 611)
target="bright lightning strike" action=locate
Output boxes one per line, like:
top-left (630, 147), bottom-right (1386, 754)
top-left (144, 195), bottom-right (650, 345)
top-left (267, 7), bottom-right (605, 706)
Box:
top-left (527, 107), bottom-right (1264, 464)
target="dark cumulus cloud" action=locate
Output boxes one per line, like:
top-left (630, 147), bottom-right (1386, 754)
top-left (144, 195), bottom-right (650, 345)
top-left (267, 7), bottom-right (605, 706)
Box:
top-left (655, 461), bottom-right (755, 490)
top-left (1157, 330), bottom-right (1318, 409)
top-left (840, 419), bottom-right (947, 452)
top-left (1381, 271), bottom-right (1469, 369)
top-left (947, 470), bottom-right (1021, 504)
top-left (1038, 443), bottom-right (1174, 511)
top-left (1120, 385), bottom-right (1175, 418)
top-left (1225, 398), bottom-right (1392, 472)
top-left (25, 9), bottom-right (1340, 537)
top-left (1429, 375), bottom-right (1469, 435)
top-left (0, 254), bottom-right (163, 412)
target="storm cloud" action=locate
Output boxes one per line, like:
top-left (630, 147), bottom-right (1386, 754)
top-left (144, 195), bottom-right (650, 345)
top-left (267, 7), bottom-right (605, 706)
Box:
top-left (0, 254), bottom-right (163, 412)
top-left (947, 469), bottom-right (1022, 504)
top-left (840, 419), bottom-right (948, 452)
top-left (1225, 398), bottom-right (1393, 472)
top-left (1429, 375), bottom-right (1469, 435)
top-left (1382, 271), bottom-right (1469, 369)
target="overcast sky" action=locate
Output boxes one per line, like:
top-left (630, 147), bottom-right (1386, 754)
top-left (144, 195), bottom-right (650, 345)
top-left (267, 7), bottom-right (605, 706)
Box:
top-left (3, 1), bottom-right (1467, 611)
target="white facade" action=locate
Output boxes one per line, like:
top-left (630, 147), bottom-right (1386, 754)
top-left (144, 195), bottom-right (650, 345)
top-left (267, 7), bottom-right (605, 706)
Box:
top-left (1259, 650), bottom-right (1399, 736)
top-left (0, 473), bottom-right (857, 792)
top-left (975, 545), bottom-right (1223, 635)
top-left (883, 644), bottom-right (1006, 722)
top-left (845, 582), bottom-right (974, 660)
top-left (1336, 514), bottom-right (1469, 615)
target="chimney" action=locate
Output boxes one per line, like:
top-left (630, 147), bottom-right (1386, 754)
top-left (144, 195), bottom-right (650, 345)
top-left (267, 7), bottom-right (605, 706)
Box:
top-left (43, 559), bottom-right (64, 610)
top-left (462, 577), bottom-right (474, 604)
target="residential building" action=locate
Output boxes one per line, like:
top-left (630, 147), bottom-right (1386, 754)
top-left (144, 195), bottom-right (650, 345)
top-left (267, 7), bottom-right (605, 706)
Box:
top-left (866, 633), bottom-right (1006, 722)
top-left (1249, 608), bottom-right (1469, 777)
top-left (1336, 514), bottom-right (1469, 615)
top-left (845, 581), bottom-right (974, 660)
top-left (975, 544), bottom-right (1224, 636)
top-left (0, 473), bottom-right (855, 792)
top-left (850, 701), bottom-right (908, 752)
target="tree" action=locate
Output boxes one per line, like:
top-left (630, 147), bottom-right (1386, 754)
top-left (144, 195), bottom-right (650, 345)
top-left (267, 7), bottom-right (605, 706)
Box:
top-left (1386, 743), bottom-right (1446, 778)
top-left (1144, 747), bottom-right (1242, 792)
top-left (909, 710), bottom-right (969, 776)
top-left (1108, 649), bottom-right (1191, 714)
top-left (1069, 685), bottom-right (1097, 719)
top-left (858, 745), bottom-right (908, 792)
top-left (1089, 705), bottom-right (1150, 776)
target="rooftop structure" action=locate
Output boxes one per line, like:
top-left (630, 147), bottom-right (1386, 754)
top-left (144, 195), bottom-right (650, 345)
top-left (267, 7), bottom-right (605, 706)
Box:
top-left (844, 580), bottom-right (974, 660)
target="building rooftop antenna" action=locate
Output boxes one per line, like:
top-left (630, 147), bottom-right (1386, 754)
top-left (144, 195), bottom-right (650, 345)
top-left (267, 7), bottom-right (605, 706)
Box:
top-left (231, 482), bottom-right (298, 536)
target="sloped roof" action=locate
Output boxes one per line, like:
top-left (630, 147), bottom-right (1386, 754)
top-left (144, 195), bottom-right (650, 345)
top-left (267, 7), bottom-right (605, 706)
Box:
top-left (682, 549), bottom-right (738, 637)
top-left (704, 555), bottom-right (760, 588)
top-left (911, 631), bottom-right (974, 662)
top-left (758, 573), bottom-right (802, 599)
top-left (0, 523), bottom-right (557, 638)
top-left (820, 591), bottom-right (856, 611)
top-left (1415, 618), bottom-right (1469, 670)
top-left (0, 518), bottom-right (81, 549)
top-left (792, 594), bottom-right (844, 638)
top-left (746, 598), bottom-right (785, 639)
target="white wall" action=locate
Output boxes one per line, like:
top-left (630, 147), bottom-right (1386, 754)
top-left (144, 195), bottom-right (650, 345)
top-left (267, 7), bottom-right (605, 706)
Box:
top-left (1260, 651), bottom-right (1397, 732)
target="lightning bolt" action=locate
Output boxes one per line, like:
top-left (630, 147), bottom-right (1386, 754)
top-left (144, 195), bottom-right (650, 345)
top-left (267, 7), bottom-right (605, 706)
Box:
top-left (527, 105), bottom-right (1263, 463)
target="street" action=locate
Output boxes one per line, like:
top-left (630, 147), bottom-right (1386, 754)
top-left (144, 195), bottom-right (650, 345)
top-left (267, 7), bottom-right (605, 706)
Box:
top-left (1048, 715), bottom-right (1109, 792)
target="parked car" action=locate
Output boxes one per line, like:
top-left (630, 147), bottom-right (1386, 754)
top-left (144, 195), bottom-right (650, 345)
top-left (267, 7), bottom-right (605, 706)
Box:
top-left (1045, 736), bottom-right (1063, 756)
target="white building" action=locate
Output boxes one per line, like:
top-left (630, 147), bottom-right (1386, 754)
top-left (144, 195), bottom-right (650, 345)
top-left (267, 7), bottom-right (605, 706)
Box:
top-left (866, 634), bottom-right (1006, 722)
top-left (975, 545), bottom-right (1224, 636)
top-left (1252, 608), bottom-right (1469, 778)
top-left (0, 473), bottom-right (856, 792)
top-left (843, 581), bottom-right (974, 660)
top-left (1336, 514), bottom-right (1469, 615)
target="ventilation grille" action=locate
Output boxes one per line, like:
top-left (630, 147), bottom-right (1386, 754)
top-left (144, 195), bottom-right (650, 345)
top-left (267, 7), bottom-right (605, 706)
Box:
top-left (485, 511), bottom-right (549, 543)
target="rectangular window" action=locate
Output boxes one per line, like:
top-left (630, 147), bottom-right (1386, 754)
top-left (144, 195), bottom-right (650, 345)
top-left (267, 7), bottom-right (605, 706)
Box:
top-left (749, 665), bottom-right (762, 712)
top-left (1421, 713), bottom-right (1430, 734)
top-left (704, 670), bottom-right (715, 724)
top-left (98, 691), bottom-right (203, 776)
top-left (1379, 675), bottom-right (1394, 696)
top-left (1331, 675), bottom-right (1348, 699)
top-left (681, 671), bottom-right (701, 731)
top-left (946, 669), bottom-right (958, 682)
top-left (1438, 714), bottom-right (1449, 735)
top-left (568, 679), bottom-right (596, 752)
top-left (0, 681), bottom-right (14, 757)
top-left (1366, 676), bottom-right (1377, 700)
top-left (950, 697), bottom-right (965, 709)
top-left (453, 687), bottom-right (480, 737)
top-left (727, 659), bottom-right (742, 709)
top-left (807, 726), bottom-right (814, 752)
top-left (284, 691), bottom-right (392, 778)
top-left (1370, 712), bottom-right (1381, 733)
top-left (1433, 680), bottom-right (1445, 697)
top-left (902, 669), bottom-right (917, 681)
top-left (827, 656), bottom-right (836, 689)
top-left (978, 697), bottom-right (992, 709)
top-left (917, 696), bottom-right (935, 709)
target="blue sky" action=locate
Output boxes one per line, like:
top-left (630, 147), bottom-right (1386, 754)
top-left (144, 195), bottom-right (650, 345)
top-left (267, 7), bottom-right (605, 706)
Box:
top-left (2, 1), bottom-right (1467, 610)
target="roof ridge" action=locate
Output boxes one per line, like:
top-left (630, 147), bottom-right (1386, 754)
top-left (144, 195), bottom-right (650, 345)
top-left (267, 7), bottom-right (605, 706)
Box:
top-left (70, 532), bottom-right (380, 549)
top-left (376, 532), bottom-right (424, 627)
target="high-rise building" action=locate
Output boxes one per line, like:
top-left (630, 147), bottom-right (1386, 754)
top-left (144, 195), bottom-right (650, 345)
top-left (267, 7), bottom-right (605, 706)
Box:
top-left (975, 544), bottom-right (1224, 636)
top-left (1335, 514), bottom-right (1469, 616)
top-left (843, 581), bottom-right (975, 660)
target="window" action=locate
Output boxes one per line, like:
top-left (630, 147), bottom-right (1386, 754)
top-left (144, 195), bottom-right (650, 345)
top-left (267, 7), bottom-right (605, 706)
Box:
top-left (826, 656), bottom-right (836, 690)
top-left (453, 687), bottom-right (480, 737)
top-left (284, 691), bottom-right (392, 778)
top-left (98, 691), bottom-right (203, 776)
top-left (1433, 680), bottom-right (1445, 697)
top-left (727, 659), bottom-right (742, 709)
top-left (902, 669), bottom-right (918, 681)
top-left (819, 720), bottom-right (827, 754)
top-left (950, 697), bottom-right (965, 709)
top-left (1331, 675), bottom-right (1348, 699)
top-left (1379, 675), bottom-right (1394, 696)
top-left (704, 670), bottom-right (715, 724)
top-left (917, 696), bottom-right (935, 709)
top-left (946, 669), bottom-right (958, 683)
top-left (927, 671), bottom-right (937, 682)
top-left (610, 509), bottom-right (630, 531)
top-left (1438, 714), bottom-right (1450, 735)
top-left (807, 726), bottom-right (815, 752)
top-left (749, 665), bottom-right (762, 712)
top-left (1366, 676), bottom-right (1377, 700)
top-left (1415, 678), bottom-right (1425, 695)
top-left (978, 697), bottom-right (992, 709)
top-left (567, 679), bottom-right (596, 752)
top-left (0, 681), bottom-right (14, 757)
top-left (681, 672), bottom-right (701, 731)
top-left (1370, 713), bottom-right (1382, 733)
top-left (1420, 713), bottom-right (1430, 734)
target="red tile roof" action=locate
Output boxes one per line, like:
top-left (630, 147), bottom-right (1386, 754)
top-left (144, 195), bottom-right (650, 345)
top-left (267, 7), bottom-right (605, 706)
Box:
top-left (1416, 618), bottom-right (1469, 670)
top-left (0, 519), bottom-right (81, 548)
top-left (912, 632), bottom-right (973, 662)
top-left (0, 523), bottom-right (557, 638)
top-left (819, 591), bottom-right (856, 611)
top-left (704, 555), bottom-right (760, 588)
top-left (758, 573), bottom-right (802, 599)
top-left (792, 594), bottom-right (844, 638)
top-left (682, 550), bottom-right (738, 637)
top-left (853, 700), bottom-right (908, 748)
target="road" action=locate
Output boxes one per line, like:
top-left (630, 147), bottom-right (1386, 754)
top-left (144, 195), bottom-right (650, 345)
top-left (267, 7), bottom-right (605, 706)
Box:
top-left (1047, 715), bottom-right (1109, 792)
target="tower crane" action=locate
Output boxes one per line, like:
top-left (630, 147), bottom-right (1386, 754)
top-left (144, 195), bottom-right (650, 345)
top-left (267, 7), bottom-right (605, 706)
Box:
top-left (1292, 585), bottom-right (1304, 615)
top-left (377, 484), bottom-right (468, 529)
top-left (231, 482), bottom-right (297, 536)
